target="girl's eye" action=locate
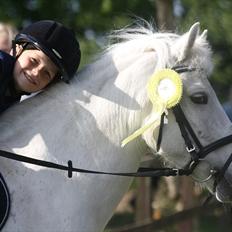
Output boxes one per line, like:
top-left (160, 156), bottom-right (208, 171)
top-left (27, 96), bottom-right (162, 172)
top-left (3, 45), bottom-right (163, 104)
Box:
top-left (45, 70), bottom-right (52, 81)
top-left (30, 58), bottom-right (38, 64)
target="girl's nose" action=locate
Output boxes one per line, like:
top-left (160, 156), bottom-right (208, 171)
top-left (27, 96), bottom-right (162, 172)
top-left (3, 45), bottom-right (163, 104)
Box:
top-left (32, 65), bottom-right (43, 77)
top-left (32, 68), bottom-right (38, 77)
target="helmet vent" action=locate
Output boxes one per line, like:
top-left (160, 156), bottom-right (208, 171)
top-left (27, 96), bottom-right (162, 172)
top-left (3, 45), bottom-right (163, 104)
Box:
top-left (52, 48), bottom-right (62, 59)
top-left (44, 22), bottom-right (57, 41)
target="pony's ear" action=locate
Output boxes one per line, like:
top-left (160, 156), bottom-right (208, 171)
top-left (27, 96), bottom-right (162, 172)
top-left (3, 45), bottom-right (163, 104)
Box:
top-left (200, 29), bottom-right (208, 40)
top-left (174, 22), bottom-right (200, 62)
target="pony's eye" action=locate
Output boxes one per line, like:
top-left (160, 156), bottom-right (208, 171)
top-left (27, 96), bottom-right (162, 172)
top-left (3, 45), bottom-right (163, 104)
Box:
top-left (190, 92), bottom-right (208, 104)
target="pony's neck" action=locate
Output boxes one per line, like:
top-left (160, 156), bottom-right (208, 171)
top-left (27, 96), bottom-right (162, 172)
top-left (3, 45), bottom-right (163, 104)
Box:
top-left (68, 36), bottom-right (174, 152)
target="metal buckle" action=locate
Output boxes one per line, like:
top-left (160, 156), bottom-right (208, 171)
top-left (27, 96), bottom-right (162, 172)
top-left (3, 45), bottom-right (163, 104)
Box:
top-left (189, 160), bottom-right (197, 170)
top-left (186, 145), bottom-right (196, 153)
top-left (173, 168), bottom-right (179, 176)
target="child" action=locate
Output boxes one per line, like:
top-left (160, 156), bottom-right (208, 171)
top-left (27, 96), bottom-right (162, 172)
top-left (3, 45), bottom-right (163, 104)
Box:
top-left (0, 20), bottom-right (81, 113)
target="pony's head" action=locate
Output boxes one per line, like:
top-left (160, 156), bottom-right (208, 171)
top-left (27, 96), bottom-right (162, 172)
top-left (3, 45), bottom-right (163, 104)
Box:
top-left (117, 22), bottom-right (232, 203)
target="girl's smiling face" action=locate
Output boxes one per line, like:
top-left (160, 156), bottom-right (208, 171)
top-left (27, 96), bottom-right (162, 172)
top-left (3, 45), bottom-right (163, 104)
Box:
top-left (13, 48), bottom-right (59, 93)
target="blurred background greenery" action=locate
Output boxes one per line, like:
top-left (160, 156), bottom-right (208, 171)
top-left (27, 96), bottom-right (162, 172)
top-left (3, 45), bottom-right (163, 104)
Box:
top-left (1, 0), bottom-right (232, 101)
top-left (1, 1), bottom-right (232, 231)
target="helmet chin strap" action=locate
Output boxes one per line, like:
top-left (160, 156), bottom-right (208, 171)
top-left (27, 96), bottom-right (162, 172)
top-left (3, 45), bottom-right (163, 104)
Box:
top-left (12, 39), bottom-right (16, 57)
top-left (11, 40), bottom-right (28, 58)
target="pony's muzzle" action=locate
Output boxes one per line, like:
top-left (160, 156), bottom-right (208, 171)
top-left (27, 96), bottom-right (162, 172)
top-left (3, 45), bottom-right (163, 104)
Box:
top-left (215, 175), bottom-right (232, 203)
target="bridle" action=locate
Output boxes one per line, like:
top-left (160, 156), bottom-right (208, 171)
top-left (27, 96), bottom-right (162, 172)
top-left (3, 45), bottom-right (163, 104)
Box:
top-left (156, 65), bottom-right (232, 191)
top-left (171, 104), bottom-right (232, 187)
top-left (0, 66), bottom-right (232, 194)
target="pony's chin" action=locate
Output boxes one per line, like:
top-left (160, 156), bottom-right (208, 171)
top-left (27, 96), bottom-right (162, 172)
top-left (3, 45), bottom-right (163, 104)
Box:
top-left (215, 179), bottom-right (232, 203)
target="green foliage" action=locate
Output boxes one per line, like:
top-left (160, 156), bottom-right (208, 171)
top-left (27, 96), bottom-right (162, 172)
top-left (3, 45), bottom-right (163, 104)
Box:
top-left (178, 0), bottom-right (232, 101)
top-left (0, 0), bottom-right (231, 100)
top-left (0, 0), bottom-right (156, 67)
top-left (0, 0), bottom-right (155, 31)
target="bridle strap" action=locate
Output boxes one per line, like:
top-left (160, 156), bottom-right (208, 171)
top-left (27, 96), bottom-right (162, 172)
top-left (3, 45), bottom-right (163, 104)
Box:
top-left (198, 135), bottom-right (232, 158)
top-left (172, 65), bottom-right (196, 74)
top-left (172, 103), bottom-right (232, 162)
top-left (172, 105), bottom-right (202, 162)
top-left (172, 104), bottom-right (232, 160)
top-left (173, 104), bottom-right (203, 150)
top-left (156, 112), bottom-right (166, 152)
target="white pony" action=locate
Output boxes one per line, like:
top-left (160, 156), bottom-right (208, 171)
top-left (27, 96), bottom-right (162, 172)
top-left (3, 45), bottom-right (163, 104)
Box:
top-left (0, 22), bottom-right (232, 232)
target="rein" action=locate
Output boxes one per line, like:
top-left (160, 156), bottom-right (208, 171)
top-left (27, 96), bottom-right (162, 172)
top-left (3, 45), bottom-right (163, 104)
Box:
top-left (0, 149), bottom-right (191, 178)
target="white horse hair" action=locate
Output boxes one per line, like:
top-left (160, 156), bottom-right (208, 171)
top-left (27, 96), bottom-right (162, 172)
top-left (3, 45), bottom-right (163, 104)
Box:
top-left (0, 21), bottom-right (232, 232)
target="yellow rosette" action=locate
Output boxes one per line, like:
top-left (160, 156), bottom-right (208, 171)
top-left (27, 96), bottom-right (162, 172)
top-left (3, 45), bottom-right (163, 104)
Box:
top-left (121, 69), bottom-right (183, 147)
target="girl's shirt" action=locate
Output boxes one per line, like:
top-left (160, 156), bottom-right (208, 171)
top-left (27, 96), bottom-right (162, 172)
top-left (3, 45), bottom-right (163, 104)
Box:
top-left (0, 50), bottom-right (21, 114)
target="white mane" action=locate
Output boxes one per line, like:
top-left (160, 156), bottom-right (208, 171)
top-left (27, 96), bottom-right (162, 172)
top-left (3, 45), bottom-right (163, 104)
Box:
top-left (104, 23), bottom-right (212, 74)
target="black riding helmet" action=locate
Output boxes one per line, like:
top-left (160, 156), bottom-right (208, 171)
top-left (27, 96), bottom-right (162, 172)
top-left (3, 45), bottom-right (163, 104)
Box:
top-left (13, 20), bottom-right (81, 83)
